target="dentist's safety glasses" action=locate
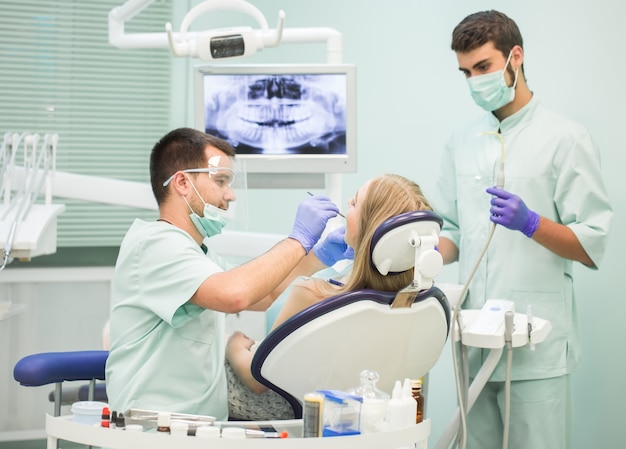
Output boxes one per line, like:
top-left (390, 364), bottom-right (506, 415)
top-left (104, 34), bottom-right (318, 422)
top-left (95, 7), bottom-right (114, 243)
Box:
top-left (162, 166), bottom-right (239, 189)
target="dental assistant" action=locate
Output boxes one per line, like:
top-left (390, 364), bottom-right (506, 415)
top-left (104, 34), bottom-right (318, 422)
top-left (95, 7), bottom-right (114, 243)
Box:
top-left (105, 127), bottom-right (343, 420)
top-left (434, 10), bottom-right (613, 449)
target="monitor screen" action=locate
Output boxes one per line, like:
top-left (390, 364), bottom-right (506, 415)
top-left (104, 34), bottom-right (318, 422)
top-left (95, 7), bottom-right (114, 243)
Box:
top-left (194, 64), bottom-right (356, 174)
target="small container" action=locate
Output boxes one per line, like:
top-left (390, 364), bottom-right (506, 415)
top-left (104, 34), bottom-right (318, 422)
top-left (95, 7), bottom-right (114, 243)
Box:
top-left (115, 412), bottom-right (126, 430)
top-left (126, 424), bottom-right (143, 433)
top-left (385, 380), bottom-right (406, 431)
top-left (410, 379), bottom-right (425, 423)
top-left (347, 370), bottom-right (390, 434)
top-left (303, 392), bottom-right (325, 438)
top-left (317, 390), bottom-right (362, 437)
top-left (156, 412), bottom-right (171, 434)
top-left (195, 425), bottom-right (220, 439)
top-left (170, 421), bottom-right (189, 437)
top-left (221, 427), bottom-right (246, 439)
top-left (402, 379), bottom-right (418, 426)
top-left (101, 406), bottom-right (110, 428)
top-left (71, 401), bottom-right (109, 425)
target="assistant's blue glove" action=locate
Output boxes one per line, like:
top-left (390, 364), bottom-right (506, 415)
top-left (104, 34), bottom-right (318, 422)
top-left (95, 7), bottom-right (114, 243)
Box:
top-left (312, 226), bottom-right (355, 266)
top-left (486, 187), bottom-right (540, 237)
top-left (289, 195), bottom-right (339, 253)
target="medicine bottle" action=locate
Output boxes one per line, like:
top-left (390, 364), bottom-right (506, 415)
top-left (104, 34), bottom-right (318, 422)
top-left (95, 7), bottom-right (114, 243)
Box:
top-left (385, 380), bottom-right (405, 430)
top-left (402, 378), bottom-right (417, 426)
top-left (170, 421), bottom-right (188, 437)
top-left (156, 412), bottom-right (171, 434)
top-left (410, 379), bottom-right (424, 423)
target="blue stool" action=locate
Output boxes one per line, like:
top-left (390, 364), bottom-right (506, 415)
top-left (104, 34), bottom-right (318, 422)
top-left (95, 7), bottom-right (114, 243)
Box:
top-left (13, 351), bottom-right (109, 417)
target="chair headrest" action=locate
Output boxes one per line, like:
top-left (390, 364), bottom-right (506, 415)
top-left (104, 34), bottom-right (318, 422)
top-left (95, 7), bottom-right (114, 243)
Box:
top-left (370, 210), bottom-right (443, 290)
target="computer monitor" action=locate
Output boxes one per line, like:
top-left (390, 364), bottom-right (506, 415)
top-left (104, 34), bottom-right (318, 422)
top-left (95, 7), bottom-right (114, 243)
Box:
top-left (194, 64), bottom-right (357, 174)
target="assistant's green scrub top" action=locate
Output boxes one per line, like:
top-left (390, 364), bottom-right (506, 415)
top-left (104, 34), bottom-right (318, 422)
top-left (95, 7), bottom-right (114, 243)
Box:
top-left (435, 96), bottom-right (612, 381)
top-left (105, 219), bottom-right (235, 420)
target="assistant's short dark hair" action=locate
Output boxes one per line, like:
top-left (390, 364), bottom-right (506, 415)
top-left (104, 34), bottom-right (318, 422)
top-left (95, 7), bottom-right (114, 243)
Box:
top-left (451, 10), bottom-right (523, 57)
top-left (149, 127), bottom-right (236, 204)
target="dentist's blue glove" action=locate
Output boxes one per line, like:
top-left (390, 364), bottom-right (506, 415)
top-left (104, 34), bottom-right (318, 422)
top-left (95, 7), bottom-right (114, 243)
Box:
top-left (289, 196), bottom-right (339, 253)
top-left (312, 226), bottom-right (355, 266)
top-left (486, 187), bottom-right (540, 237)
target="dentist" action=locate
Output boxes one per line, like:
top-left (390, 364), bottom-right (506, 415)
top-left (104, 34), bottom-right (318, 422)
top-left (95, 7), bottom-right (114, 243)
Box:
top-left (105, 127), bottom-right (347, 420)
top-left (434, 10), bottom-right (613, 449)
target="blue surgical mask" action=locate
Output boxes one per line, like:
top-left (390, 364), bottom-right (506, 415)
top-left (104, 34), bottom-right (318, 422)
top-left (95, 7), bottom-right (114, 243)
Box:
top-left (184, 178), bottom-right (230, 239)
top-left (467, 51), bottom-right (519, 112)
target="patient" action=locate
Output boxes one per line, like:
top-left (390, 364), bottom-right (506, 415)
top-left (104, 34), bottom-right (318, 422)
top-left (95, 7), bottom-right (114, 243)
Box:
top-left (226, 173), bottom-right (433, 420)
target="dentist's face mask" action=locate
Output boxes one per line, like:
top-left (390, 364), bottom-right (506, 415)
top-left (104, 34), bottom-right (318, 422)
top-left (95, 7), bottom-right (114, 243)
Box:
top-left (467, 50), bottom-right (519, 112)
top-left (162, 156), bottom-right (237, 239)
top-left (183, 176), bottom-right (231, 239)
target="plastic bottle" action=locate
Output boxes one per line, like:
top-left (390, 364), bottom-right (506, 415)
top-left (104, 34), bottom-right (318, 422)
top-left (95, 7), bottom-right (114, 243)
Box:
top-left (402, 378), bottom-right (418, 426)
top-left (410, 379), bottom-right (425, 423)
top-left (385, 380), bottom-right (405, 431)
top-left (347, 370), bottom-right (390, 434)
top-left (115, 412), bottom-right (125, 430)
top-left (100, 406), bottom-right (110, 428)
top-left (156, 412), bottom-right (171, 435)
top-left (170, 421), bottom-right (188, 437)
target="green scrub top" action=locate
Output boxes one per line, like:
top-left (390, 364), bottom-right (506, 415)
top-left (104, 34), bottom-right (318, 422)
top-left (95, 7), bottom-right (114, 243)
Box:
top-left (105, 219), bottom-right (235, 420)
top-left (435, 96), bottom-right (612, 381)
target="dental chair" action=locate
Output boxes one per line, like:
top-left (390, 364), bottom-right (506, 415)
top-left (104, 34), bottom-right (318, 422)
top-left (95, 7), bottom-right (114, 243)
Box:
top-left (251, 209), bottom-right (451, 418)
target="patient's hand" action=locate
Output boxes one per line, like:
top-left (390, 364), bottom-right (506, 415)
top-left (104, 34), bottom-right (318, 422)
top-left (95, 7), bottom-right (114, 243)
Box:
top-left (227, 331), bottom-right (255, 354)
top-left (226, 331), bottom-right (267, 394)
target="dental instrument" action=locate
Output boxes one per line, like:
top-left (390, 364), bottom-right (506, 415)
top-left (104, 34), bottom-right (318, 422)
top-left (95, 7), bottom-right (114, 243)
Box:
top-left (0, 133), bottom-right (64, 269)
top-left (442, 131), bottom-right (503, 449)
top-left (307, 192), bottom-right (346, 218)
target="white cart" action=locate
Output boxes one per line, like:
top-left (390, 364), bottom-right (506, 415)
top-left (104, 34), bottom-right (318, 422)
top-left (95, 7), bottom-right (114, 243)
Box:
top-left (46, 414), bottom-right (431, 449)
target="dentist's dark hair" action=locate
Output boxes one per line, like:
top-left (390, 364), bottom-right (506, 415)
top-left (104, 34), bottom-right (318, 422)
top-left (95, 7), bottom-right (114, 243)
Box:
top-left (150, 127), bottom-right (236, 205)
top-left (451, 10), bottom-right (525, 76)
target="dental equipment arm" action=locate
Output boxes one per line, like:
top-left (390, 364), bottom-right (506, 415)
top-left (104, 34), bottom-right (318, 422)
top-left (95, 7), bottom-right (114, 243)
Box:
top-left (502, 311), bottom-right (515, 449)
top-left (0, 134), bottom-right (63, 269)
top-left (110, 0), bottom-right (285, 60)
top-left (435, 346), bottom-right (503, 449)
top-left (110, 0), bottom-right (344, 62)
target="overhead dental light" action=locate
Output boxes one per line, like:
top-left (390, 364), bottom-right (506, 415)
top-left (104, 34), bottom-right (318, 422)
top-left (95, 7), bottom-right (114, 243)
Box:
top-left (109, 0), bottom-right (285, 61)
top-left (165, 0), bottom-right (285, 60)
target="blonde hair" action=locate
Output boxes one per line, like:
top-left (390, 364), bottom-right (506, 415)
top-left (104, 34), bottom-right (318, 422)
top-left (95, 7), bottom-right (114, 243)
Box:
top-left (318, 174), bottom-right (432, 296)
